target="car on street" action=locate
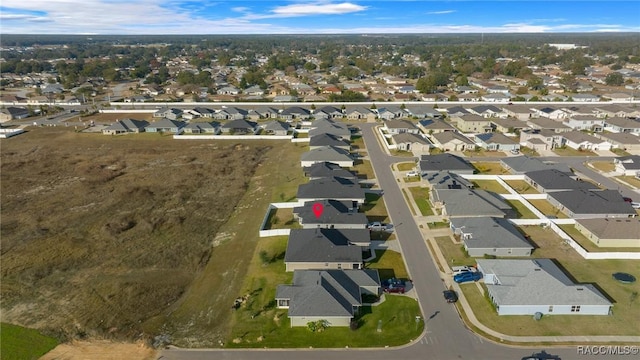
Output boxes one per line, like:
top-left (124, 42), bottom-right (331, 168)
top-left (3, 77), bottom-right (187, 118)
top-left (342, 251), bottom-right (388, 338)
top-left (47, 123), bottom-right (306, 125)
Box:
top-left (368, 221), bottom-right (394, 232)
top-left (453, 271), bottom-right (482, 283)
top-left (382, 278), bottom-right (406, 293)
top-left (443, 290), bottom-right (458, 303)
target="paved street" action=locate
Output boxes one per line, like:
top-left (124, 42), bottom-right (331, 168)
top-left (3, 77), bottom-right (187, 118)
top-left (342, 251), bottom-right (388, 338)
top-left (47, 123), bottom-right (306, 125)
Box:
top-left (159, 123), bottom-right (639, 360)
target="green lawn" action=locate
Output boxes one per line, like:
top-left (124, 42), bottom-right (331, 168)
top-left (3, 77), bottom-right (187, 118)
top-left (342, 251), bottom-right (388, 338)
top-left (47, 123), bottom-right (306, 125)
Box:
top-left (401, 189), bottom-right (417, 216)
top-left (0, 323), bottom-right (59, 360)
top-left (552, 147), bottom-right (597, 156)
top-left (610, 148), bottom-right (631, 156)
top-left (471, 162), bottom-right (509, 174)
top-left (503, 180), bottom-right (539, 194)
top-left (471, 180), bottom-right (508, 194)
top-left (615, 176), bottom-right (640, 189)
top-left (527, 199), bottom-right (569, 219)
top-left (589, 161), bottom-right (615, 173)
top-left (435, 236), bottom-right (474, 269)
top-left (505, 199), bottom-right (538, 219)
top-left (462, 225), bottom-right (640, 337)
top-left (264, 208), bottom-right (302, 230)
top-left (362, 193), bottom-right (390, 223)
top-left (427, 221), bottom-right (450, 229)
top-left (403, 176), bottom-right (421, 183)
top-left (558, 225), bottom-right (640, 253)
top-left (396, 162), bottom-right (417, 171)
top-left (407, 186), bottom-right (434, 216)
top-left (351, 159), bottom-right (376, 180)
top-left (366, 249), bottom-right (409, 281)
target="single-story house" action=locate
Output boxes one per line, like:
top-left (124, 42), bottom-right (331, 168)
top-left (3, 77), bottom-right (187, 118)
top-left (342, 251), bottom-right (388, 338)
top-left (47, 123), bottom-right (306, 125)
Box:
top-left (613, 155), bottom-right (640, 177)
top-left (418, 153), bottom-right (475, 175)
top-left (546, 189), bottom-right (637, 219)
top-left (214, 107), bottom-right (249, 121)
top-left (604, 117), bottom-right (640, 134)
top-left (303, 162), bottom-right (358, 181)
top-left (417, 119), bottom-right (456, 134)
top-left (561, 131), bottom-right (612, 151)
top-left (145, 118), bottom-right (186, 134)
top-left (524, 169), bottom-right (598, 193)
top-left (0, 106), bottom-right (30, 122)
top-left (308, 119), bottom-right (352, 141)
top-left (102, 118), bottom-right (149, 135)
top-left (284, 229), bottom-right (369, 272)
top-left (220, 119), bottom-right (258, 134)
top-left (309, 133), bottom-right (350, 151)
top-left (477, 259), bottom-right (612, 316)
top-left (475, 133), bottom-right (520, 152)
top-left (575, 218), bottom-right (640, 248)
top-left (405, 104), bottom-right (442, 119)
top-left (468, 105), bottom-right (507, 118)
top-left (424, 171), bottom-right (475, 190)
top-left (261, 120), bottom-right (290, 135)
top-left (383, 119), bottom-right (420, 134)
top-left (500, 156), bottom-right (572, 175)
top-left (490, 118), bottom-right (528, 134)
top-left (182, 121), bottom-right (219, 134)
top-left (344, 107), bottom-right (377, 122)
top-left (153, 107), bottom-right (183, 120)
top-left (275, 269), bottom-right (381, 327)
top-left (281, 106), bottom-right (312, 121)
top-left (430, 188), bottom-right (511, 218)
top-left (292, 200), bottom-right (368, 230)
top-left (430, 131), bottom-right (476, 152)
top-left (531, 107), bottom-right (568, 120)
top-left (501, 104), bottom-right (534, 121)
top-left (450, 217), bottom-right (533, 257)
top-left (392, 132), bottom-right (432, 155)
top-left (300, 146), bottom-right (353, 168)
top-left (595, 132), bottom-right (640, 153)
top-left (297, 177), bottom-right (366, 205)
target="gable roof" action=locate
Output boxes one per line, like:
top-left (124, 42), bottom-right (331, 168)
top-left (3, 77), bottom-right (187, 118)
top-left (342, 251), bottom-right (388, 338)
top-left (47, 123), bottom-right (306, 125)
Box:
top-left (501, 156), bottom-right (572, 174)
top-left (392, 132), bottom-right (431, 145)
top-left (450, 217), bottom-right (533, 251)
top-left (293, 200), bottom-right (368, 228)
top-left (431, 131), bottom-right (475, 145)
top-left (525, 169), bottom-right (598, 191)
top-left (576, 218), bottom-right (640, 240)
top-left (301, 146), bottom-right (352, 164)
top-left (475, 132), bottom-right (518, 145)
top-left (419, 153), bottom-right (475, 173)
top-left (147, 118), bottom-right (185, 129)
top-left (303, 162), bottom-right (357, 180)
top-left (384, 119), bottom-right (417, 129)
top-left (432, 189), bottom-right (510, 217)
top-left (285, 228), bottom-right (366, 264)
top-left (424, 171), bottom-right (474, 190)
top-left (547, 189), bottom-right (636, 216)
top-left (418, 119), bottom-right (456, 131)
top-left (309, 133), bottom-right (350, 148)
top-left (297, 177), bottom-right (365, 201)
top-left (562, 131), bottom-right (606, 144)
top-left (477, 259), bottom-right (611, 307)
top-left (262, 120), bottom-right (290, 132)
top-left (221, 118), bottom-right (257, 130)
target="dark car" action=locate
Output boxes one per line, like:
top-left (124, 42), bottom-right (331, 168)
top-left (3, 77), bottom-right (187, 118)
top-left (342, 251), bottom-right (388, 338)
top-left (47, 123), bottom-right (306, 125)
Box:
top-left (623, 197), bottom-right (633, 203)
top-left (453, 271), bottom-right (482, 283)
top-left (382, 278), bottom-right (406, 294)
top-left (443, 290), bottom-right (458, 303)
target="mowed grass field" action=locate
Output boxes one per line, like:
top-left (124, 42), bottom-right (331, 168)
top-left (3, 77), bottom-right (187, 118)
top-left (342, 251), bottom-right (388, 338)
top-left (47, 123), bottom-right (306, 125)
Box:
top-left (1, 126), bottom-right (306, 348)
top-left (0, 323), bottom-right (59, 360)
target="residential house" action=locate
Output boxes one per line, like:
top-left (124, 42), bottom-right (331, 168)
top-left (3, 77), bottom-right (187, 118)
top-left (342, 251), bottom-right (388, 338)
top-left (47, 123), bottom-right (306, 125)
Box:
top-left (297, 177), bottom-right (366, 205)
top-left (571, 94), bottom-right (599, 102)
top-left (424, 171), bottom-right (475, 190)
top-left (445, 106), bottom-right (470, 117)
top-left (243, 85), bottom-right (265, 97)
top-left (153, 107), bottom-right (183, 120)
top-left (613, 155), bottom-right (640, 177)
top-left (532, 107), bottom-right (568, 120)
top-left (519, 129), bottom-right (564, 151)
top-left (383, 119), bottom-right (420, 134)
top-left (309, 133), bottom-right (350, 151)
top-left (308, 119), bottom-right (351, 141)
top-left (220, 119), bottom-right (258, 134)
top-left (481, 93), bottom-right (511, 102)
top-left (596, 132), bottom-right (640, 153)
top-left (214, 107), bottom-right (248, 121)
top-left (303, 162), bottom-right (358, 181)
top-left (249, 107), bottom-right (280, 120)
top-left (344, 107), bottom-right (376, 122)
top-left (468, 105), bottom-right (506, 118)
top-left (594, 104), bottom-right (638, 119)
top-left (404, 104), bottom-right (442, 119)
top-left (500, 156), bottom-right (571, 175)
top-left (575, 218), bottom-right (640, 248)
top-left (561, 131), bottom-right (612, 151)
top-left (283, 229), bottom-right (369, 272)
top-left (275, 269), bottom-right (381, 327)
top-left (376, 106), bottom-right (403, 120)
top-left (281, 106), bottom-right (312, 121)
top-left (0, 106), bottom-right (29, 122)
top-left (261, 120), bottom-right (290, 135)
top-left (527, 118), bottom-right (572, 133)
top-left (300, 146), bottom-right (353, 168)
top-left (182, 121), bottom-right (219, 134)
top-left (604, 117), bottom-right (640, 134)
top-left (451, 114), bottom-right (493, 133)
top-left (430, 188), bottom-right (512, 218)
top-left (490, 118), bottom-right (528, 133)
top-left (217, 85), bottom-right (240, 95)
top-left (145, 118), bottom-right (185, 134)
top-left (449, 217), bottom-right (533, 257)
top-left (314, 106), bottom-right (344, 120)
top-left (563, 116), bottom-right (605, 132)
top-left (546, 189), bottom-right (637, 219)
top-left (292, 200), bottom-right (367, 230)
top-left (477, 259), bottom-right (612, 316)
top-left (418, 153), bottom-right (475, 175)
top-left (417, 119), bottom-right (456, 134)
top-left (102, 118), bottom-right (149, 135)
top-left (524, 169), bottom-right (598, 193)
top-left (502, 104), bottom-right (534, 121)
top-left (475, 133), bottom-right (520, 152)
top-left (392, 133), bottom-right (432, 155)
top-left (188, 107), bottom-right (216, 118)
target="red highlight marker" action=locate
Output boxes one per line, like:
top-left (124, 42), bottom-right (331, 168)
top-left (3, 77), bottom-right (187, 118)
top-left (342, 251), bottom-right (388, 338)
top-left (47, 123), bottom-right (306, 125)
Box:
top-left (312, 203), bottom-right (324, 219)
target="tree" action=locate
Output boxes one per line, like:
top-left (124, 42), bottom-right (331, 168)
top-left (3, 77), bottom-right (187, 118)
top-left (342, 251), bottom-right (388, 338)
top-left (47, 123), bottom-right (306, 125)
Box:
top-left (527, 75), bottom-right (543, 90)
top-left (416, 72), bottom-right (449, 94)
top-left (605, 72), bottom-right (624, 86)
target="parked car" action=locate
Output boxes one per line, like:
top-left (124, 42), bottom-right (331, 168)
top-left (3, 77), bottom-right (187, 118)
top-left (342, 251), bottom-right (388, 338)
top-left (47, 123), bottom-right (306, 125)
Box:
top-left (631, 202), bottom-right (640, 209)
top-left (452, 265), bottom-right (478, 276)
top-left (406, 171), bottom-right (420, 177)
top-left (510, 148), bottom-right (520, 154)
top-left (453, 271), bottom-right (482, 283)
top-left (623, 197), bottom-right (633, 203)
top-left (368, 222), bottom-right (394, 232)
top-left (382, 278), bottom-right (406, 294)
top-left (443, 290), bottom-right (458, 303)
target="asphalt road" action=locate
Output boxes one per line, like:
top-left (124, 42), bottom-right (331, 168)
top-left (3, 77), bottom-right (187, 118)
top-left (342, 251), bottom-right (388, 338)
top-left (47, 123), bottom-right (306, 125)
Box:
top-left (161, 123), bottom-right (630, 360)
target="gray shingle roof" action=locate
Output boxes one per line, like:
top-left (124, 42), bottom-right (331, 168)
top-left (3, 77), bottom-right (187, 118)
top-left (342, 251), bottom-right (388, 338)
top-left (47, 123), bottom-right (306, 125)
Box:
top-left (419, 154), bottom-right (475, 174)
top-left (293, 200), bottom-right (368, 228)
top-left (431, 131), bottom-right (475, 145)
top-left (501, 156), bottom-right (571, 174)
top-left (309, 133), bottom-right (350, 148)
top-left (525, 169), bottom-right (598, 191)
top-left (285, 229), bottom-right (365, 264)
top-left (547, 189), bottom-right (636, 215)
top-left (303, 162), bottom-right (357, 180)
top-left (424, 171), bottom-right (474, 190)
top-left (301, 146), bottom-right (352, 163)
top-left (392, 132), bottom-right (431, 145)
top-left (450, 217), bottom-right (533, 251)
top-left (475, 132), bottom-right (518, 145)
top-left (477, 259), bottom-right (611, 307)
top-left (297, 177), bottom-right (365, 201)
top-left (432, 189), bottom-right (509, 217)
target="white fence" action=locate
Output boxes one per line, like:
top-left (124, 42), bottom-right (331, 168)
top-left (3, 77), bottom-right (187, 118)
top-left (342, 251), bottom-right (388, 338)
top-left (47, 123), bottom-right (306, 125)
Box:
top-left (174, 134), bottom-right (293, 140)
top-left (258, 201), bottom-right (304, 237)
top-left (100, 109), bottom-right (157, 113)
top-left (0, 128), bottom-right (25, 138)
top-left (291, 138), bottom-right (310, 143)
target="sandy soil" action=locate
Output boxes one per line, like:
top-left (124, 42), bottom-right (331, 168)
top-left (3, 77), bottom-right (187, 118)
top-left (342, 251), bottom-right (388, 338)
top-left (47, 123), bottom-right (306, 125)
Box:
top-left (40, 341), bottom-right (157, 360)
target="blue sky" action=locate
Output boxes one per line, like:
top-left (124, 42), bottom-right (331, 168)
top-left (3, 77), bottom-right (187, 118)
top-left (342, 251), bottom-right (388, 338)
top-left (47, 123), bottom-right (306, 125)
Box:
top-left (0, 1), bottom-right (638, 34)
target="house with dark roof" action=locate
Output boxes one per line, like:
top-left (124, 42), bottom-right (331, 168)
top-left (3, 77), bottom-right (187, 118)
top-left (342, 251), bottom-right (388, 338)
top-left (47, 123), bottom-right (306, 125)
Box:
top-left (500, 156), bottom-right (571, 175)
top-left (275, 269), bottom-right (381, 327)
top-left (293, 200), bottom-right (368, 231)
top-left (220, 119), bottom-right (258, 134)
top-left (613, 155), bottom-right (640, 177)
top-left (0, 106), bottom-right (29, 122)
top-left (575, 218), bottom-right (640, 248)
top-left (424, 171), bottom-right (475, 190)
top-left (430, 131), bottom-right (476, 152)
top-left (546, 189), bottom-right (637, 219)
top-left (405, 104), bottom-right (442, 119)
top-left (297, 177), bottom-right (366, 205)
top-left (475, 133), bottom-right (520, 152)
top-left (301, 146), bottom-right (353, 168)
top-left (145, 118), bottom-right (185, 133)
top-left (524, 169), bottom-right (598, 193)
top-left (260, 120), bottom-right (290, 135)
top-left (383, 119), bottom-right (419, 134)
top-left (392, 133), bottom-right (432, 155)
top-left (284, 229), bottom-right (369, 272)
top-left (450, 217), bottom-right (533, 257)
top-left (418, 153), bottom-right (475, 175)
top-left (281, 106), bottom-right (312, 121)
top-left (430, 188), bottom-right (512, 218)
top-left (303, 162), bottom-right (357, 181)
top-left (102, 118), bottom-right (149, 135)
top-left (153, 107), bottom-right (183, 120)
top-left (445, 106), bottom-right (470, 117)
top-left (182, 121), bottom-right (219, 134)
top-left (214, 107), bottom-right (249, 121)
top-left (501, 104), bottom-right (534, 121)
top-left (314, 106), bottom-right (343, 120)
top-left (309, 133), bottom-right (350, 151)
top-left (468, 105), bottom-right (506, 118)
top-left (477, 259), bottom-right (612, 315)
top-left (527, 118), bottom-right (572, 133)
top-left (308, 119), bottom-right (352, 141)
top-left (417, 119), bottom-right (456, 134)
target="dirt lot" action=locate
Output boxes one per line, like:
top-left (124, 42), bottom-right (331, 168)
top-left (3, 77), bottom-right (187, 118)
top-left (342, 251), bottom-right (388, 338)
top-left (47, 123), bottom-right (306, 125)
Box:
top-left (0, 127), bottom-right (269, 343)
top-left (41, 341), bottom-right (157, 360)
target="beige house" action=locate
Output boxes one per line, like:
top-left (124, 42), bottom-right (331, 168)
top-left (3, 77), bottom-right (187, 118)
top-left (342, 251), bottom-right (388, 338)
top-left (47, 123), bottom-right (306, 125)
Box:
top-left (451, 114), bottom-right (493, 133)
top-left (430, 131), bottom-right (475, 151)
top-left (575, 218), bottom-right (640, 248)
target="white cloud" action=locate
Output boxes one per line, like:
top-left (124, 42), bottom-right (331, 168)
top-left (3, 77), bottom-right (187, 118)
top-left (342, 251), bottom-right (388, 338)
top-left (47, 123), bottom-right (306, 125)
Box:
top-left (427, 10), bottom-right (456, 15)
top-left (271, 2), bottom-right (367, 16)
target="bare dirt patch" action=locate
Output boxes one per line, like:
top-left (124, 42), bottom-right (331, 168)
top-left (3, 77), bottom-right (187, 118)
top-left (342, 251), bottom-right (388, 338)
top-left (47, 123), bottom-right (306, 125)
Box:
top-left (0, 127), bottom-right (268, 343)
top-left (40, 340), bottom-right (157, 360)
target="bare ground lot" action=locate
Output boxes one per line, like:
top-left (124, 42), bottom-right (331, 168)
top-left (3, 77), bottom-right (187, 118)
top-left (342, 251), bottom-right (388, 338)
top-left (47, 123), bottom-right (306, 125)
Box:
top-left (0, 127), bottom-right (288, 346)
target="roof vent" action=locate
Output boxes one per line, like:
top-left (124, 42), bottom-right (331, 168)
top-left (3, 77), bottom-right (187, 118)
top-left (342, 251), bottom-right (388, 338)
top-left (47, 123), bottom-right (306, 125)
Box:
top-left (534, 268), bottom-right (541, 271)
top-left (577, 288), bottom-right (584, 291)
